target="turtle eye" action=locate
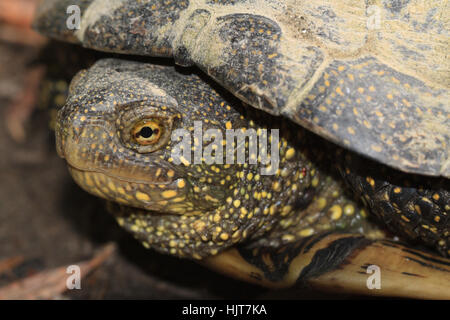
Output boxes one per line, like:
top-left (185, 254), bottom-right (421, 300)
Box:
top-left (132, 121), bottom-right (162, 145)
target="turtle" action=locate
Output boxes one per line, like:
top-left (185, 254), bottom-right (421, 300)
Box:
top-left (33, 0), bottom-right (450, 298)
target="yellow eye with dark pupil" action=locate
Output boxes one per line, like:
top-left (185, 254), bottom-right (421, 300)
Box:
top-left (138, 126), bottom-right (157, 138)
top-left (132, 121), bottom-right (162, 145)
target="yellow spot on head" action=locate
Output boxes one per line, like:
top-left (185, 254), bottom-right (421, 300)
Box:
top-left (162, 190), bottom-right (177, 199)
top-left (272, 181), bottom-right (282, 192)
top-left (269, 204), bottom-right (277, 215)
top-left (220, 233), bottom-right (229, 241)
top-left (360, 209), bottom-right (368, 218)
top-left (193, 221), bottom-right (206, 233)
top-left (179, 156), bottom-right (190, 166)
top-left (335, 87), bottom-right (344, 96)
top-left (177, 179), bottom-right (186, 188)
top-left (363, 120), bottom-right (372, 128)
top-left (317, 197), bottom-right (327, 210)
top-left (282, 234), bottom-right (295, 242)
top-left (298, 228), bottom-right (314, 237)
top-left (169, 240), bottom-right (177, 247)
top-left (371, 145), bottom-right (382, 152)
top-left (414, 205), bottom-right (422, 215)
top-left (107, 181), bottom-right (116, 192)
top-left (285, 148), bottom-right (295, 160)
top-left (281, 205), bottom-right (292, 216)
top-left (344, 204), bottom-right (355, 216)
top-left (205, 195), bottom-right (218, 202)
top-left (136, 191), bottom-right (150, 201)
top-left (329, 205), bottom-right (343, 220)
top-left (366, 176), bottom-right (375, 187)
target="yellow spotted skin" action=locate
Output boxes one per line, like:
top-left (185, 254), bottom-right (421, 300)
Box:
top-left (35, 0), bottom-right (449, 177)
top-left (56, 59), bottom-right (448, 260)
top-left (341, 154), bottom-right (450, 257)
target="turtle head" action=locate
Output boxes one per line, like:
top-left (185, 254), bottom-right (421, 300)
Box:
top-left (56, 59), bottom-right (287, 258)
top-left (56, 60), bottom-right (248, 216)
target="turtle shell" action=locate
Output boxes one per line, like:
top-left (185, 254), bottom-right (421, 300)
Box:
top-left (34, 0), bottom-right (450, 177)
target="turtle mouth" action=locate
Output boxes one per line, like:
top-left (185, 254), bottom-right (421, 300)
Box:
top-left (66, 161), bottom-right (174, 186)
top-left (67, 165), bottom-right (190, 214)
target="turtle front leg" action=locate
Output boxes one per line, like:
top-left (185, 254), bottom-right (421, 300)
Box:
top-left (339, 152), bottom-right (449, 257)
top-left (201, 232), bottom-right (450, 299)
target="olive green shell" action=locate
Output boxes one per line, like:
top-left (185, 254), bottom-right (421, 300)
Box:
top-left (34, 0), bottom-right (449, 177)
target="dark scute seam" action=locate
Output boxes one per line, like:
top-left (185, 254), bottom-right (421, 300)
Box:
top-left (296, 236), bottom-right (371, 283)
top-left (401, 248), bottom-right (450, 267)
top-left (401, 272), bottom-right (423, 278)
top-left (403, 256), bottom-right (450, 273)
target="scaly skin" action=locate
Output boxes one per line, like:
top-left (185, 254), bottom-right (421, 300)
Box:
top-left (56, 59), bottom-right (449, 260)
